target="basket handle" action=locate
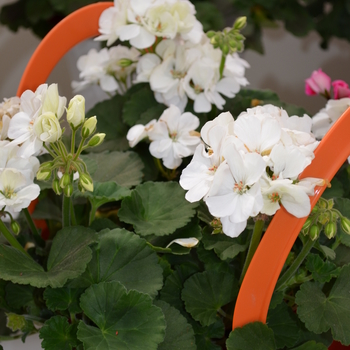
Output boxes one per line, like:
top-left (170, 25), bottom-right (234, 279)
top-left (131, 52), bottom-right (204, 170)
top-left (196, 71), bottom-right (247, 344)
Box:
top-left (233, 107), bottom-right (350, 328)
top-left (17, 2), bottom-right (113, 96)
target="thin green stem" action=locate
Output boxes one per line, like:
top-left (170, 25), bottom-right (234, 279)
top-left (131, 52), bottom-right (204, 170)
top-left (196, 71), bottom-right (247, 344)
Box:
top-left (62, 195), bottom-right (71, 227)
top-left (239, 219), bottom-right (265, 284)
top-left (154, 158), bottom-right (169, 179)
top-left (58, 140), bottom-right (68, 158)
top-left (276, 237), bottom-right (316, 292)
top-left (0, 220), bottom-right (30, 257)
top-left (71, 128), bottom-right (77, 154)
top-left (88, 204), bottom-right (97, 226)
top-left (22, 208), bottom-right (41, 241)
top-left (50, 142), bottom-right (63, 159)
top-left (217, 307), bottom-right (231, 320)
top-left (331, 236), bottom-right (341, 251)
top-left (219, 54), bottom-right (226, 79)
top-left (43, 144), bottom-right (57, 158)
top-left (70, 199), bottom-right (77, 226)
top-left (74, 137), bottom-right (86, 160)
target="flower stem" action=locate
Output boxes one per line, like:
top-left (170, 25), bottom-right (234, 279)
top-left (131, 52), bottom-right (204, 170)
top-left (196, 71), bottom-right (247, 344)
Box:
top-left (239, 219), bottom-right (265, 284)
top-left (275, 237), bottom-right (316, 292)
top-left (74, 137), bottom-right (86, 160)
top-left (62, 195), bottom-right (71, 227)
top-left (219, 54), bottom-right (226, 79)
top-left (22, 208), bottom-right (41, 241)
top-left (70, 200), bottom-right (77, 226)
top-left (0, 220), bottom-right (30, 257)
top-left (43, 144), bottom-right (57, 158)
top-left (71, 128), bottom-right (76, 154)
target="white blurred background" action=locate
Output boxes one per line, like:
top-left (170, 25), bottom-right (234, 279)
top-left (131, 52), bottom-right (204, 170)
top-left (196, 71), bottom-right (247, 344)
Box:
top-left (1, 0), bottom-right (350, 348)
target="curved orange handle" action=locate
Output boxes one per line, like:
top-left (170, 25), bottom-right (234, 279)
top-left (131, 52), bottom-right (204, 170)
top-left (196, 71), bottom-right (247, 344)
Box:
top-left (17, 2), bottom-right (113, 96)
top-left (233, 107), bottom-right (350, 328)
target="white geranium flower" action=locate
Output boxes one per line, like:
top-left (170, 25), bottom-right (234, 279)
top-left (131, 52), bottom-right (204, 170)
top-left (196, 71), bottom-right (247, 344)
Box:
top-left (260, 176), bottom-right (312, 218)
top-left (34, 111), bottom-right (62, 143)
top-left (221, 216), bottom-right (248, 238)
top-left (148, 105), bottom-right (200, 169)
top-left (311, 98), bottom-right (350, 139)
top-left (0, 168), bottom-right (40, 212)
top-left (135, 53), bottom-right (162, 83)
top-left (205, 142), bottom-right (265, 227)
top-left (72, 48), bottom-right (119, 93)
top-left (0, 96), bottom-right (20, 140)
top-left (127, 119), bottom-right (157, 147)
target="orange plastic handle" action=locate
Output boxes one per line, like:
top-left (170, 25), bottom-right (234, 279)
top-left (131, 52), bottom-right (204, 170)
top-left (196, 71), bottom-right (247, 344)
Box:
top-left (17, 2), bottom-right (113, 96)
top-left (233, 106), bottom-right (350, 329)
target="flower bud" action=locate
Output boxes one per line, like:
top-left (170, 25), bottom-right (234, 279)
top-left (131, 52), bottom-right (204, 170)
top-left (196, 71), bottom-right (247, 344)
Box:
top-left (233, 16), bottom-right (247, 30)
top-left (36, 168), bottom-right (51, 181)
top-left (207, 30), bottom-right (216, 39)
top-left (302, 217), bottom-right (313, 231)
top-left (309, 224), bottom-right (320, 241)
top-left (117, 58), bottom-right (134, 67)
top-left (79, 173), bottom-right (94, 192)
top-left (82, 116), bottom-right (97, 138)
top-left (40, 161), bottom-right (55, 169)
top-left (11, 221), bottom-right (20, 235)
top-left (64, 183), bottom-right (74, 197)
top-left (59, 173), bottom-right (71, 189)
top-left (222, 44), bottom-right (229, 55)
top-left (341, 217), bottom-right (350, 234)
top-left (87, 133), bottom-right (106, 147)
top-left (34, 111), bottom-right (62, 143)
top-left (67, 95), bottom-right (85, 128)
top-left (324, 222), bottom-right (337, 239)
top-left (52, 178), bottom-right (61, 195)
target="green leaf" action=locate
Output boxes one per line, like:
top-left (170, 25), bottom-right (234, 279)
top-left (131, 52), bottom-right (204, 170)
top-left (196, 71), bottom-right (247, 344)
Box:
top-left (0, 226), bottom-right (96, 288)
top-left (322, 178), bottom-right (344, 199)
top-left (291, 340), bottom-right (328, 350)
top-left (155, 300), bottom-right (196, 350)
top-left (85, 151), bottom-right (144, 188)
top-left (119, 182), bottom-right (197, 236)
top-left (68, 229), bottom-right (163, 297)
top-left (44, 287), bottom-right (83, 314)
top-left (267, 302), bottom-right (299, 348)
top-left (202, 227), bottom-right (249, 260)
top-left (5, 283), bottom-right (35, 310)
top-left (77, 281), bottom-right (166, 350)
top-left (182, 270), bottom-right (238, 326)
top-left (296, 264), bottom-right (350, 344)
top-left (193, 319), bottom-right (225, 350)
top-left (39, 315), bottom-right (80, 350)
top-left (226, 322), bottom-right (276, 350)
top-left (305, 254), bottom-right (341, 283)
top-left (86, 94), bottom-right (129, 151)
top-left (334, 244), bottom-right (350, 266)
top-left (122, 85), bottom-right (163, 126)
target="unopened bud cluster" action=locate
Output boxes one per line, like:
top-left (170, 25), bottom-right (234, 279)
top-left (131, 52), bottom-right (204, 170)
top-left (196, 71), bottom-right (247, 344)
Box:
top-left (210, 218), bottom-right (223, 235)
top-left (301, 198), bottom-right (350, 240)
top-left (36, 95), bottom-right (105, 197)
top-left (207, 16), bottom-right (246, 56)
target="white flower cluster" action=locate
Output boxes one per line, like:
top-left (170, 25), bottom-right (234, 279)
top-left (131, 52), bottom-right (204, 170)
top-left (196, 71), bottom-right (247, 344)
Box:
top-left (7, 84), bottom-right (67, 158)
top-left (311, 97), bottom-right (350, 139)
top-left (73, 0), bottom-right (249, 113)
top-left (180, 105), bottom-right (323, 238)
top-left (136, 37), bottom-right (249, 113)
top-left (127, 104), bottom-right (201, 169)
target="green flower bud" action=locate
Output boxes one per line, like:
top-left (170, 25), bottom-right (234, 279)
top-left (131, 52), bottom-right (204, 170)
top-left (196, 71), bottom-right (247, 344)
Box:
top-left (36, 168), bottom-right (51, 181)
top-left (78, 182), bottom-right (86, 193)
top-left (233, 16), bottom-right (247, 30)
top-left (87, 133), bottom-right (106, 147)
top-left (318, 211), bottom-right (330, 225)
top-left (117, 58), bottom-right (134, 67)
top-left (222, 44), bottom-right (230, 55)
top-left (79, 173), bottom-right (94, 192)
top-left (40, 161), bottom-right (55, 169)
top-left (309, 224), bottom-right (320, 241)
top-left (52, 178), bottom-right (61, 195)
top-left (82, 116), bottom-right (97, 138)
top-left (327, 198), bottom-right (334, 209)
top-left (67, 94), bottom-right (85, 128)
top-left (206, 30), bottom-right (216, 39)
top-left (6, 313), bottom-right (26, 332)
top-left (64, 183), bottom-right (74, 197)
top-left (341, 217), bottom-right (350, 234)
top-left (324, 222), bottom-right (337, 239)
top-left (302, 217), bottom-right (313, 231)
top-left (59, 173), bottom-right (71, 189)
top-left (11, 221), bottom-right (20, 235)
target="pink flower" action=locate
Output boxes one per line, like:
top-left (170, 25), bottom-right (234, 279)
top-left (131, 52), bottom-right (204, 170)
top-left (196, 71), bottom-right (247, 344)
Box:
top-left (332, 80), bottom-right (350, 99)
top-left (305, 69), bottom-right (331, 97)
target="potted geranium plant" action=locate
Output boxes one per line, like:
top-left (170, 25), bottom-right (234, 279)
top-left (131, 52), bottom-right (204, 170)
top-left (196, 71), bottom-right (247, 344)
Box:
top-left (1, 1), bottom-right (350, 349)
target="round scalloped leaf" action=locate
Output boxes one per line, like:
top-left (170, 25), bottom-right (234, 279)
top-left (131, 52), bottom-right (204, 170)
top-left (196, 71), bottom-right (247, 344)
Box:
top-left (77, 281), bottom-right (166, 350)
top-left (85, 151), bottom-right (144, 188)
top-left (119, 182), bottom-right (197, 236)
top-left (0, 227), bottom-right (96, 288)
top-left (291, 341), bottom-right (328, 350)
top-left (296, 264), bottom-right (350, 345)
top-left (182, 270), bottom-right (238, 326)
top-left (226, 322), bottom-right (276, 350)
top-left (155, 300), bottom-right (196, 350)
top-left (39, 315), bottom-right (80, 350)
top-left (44, 287), bottom-right (83, 314)
top-left (68, 229), bottom-right (163, 297)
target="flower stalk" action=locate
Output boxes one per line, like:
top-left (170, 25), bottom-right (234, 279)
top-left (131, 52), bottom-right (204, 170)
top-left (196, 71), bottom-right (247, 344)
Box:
top-left (0, 220), bottom-right (30, 257)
